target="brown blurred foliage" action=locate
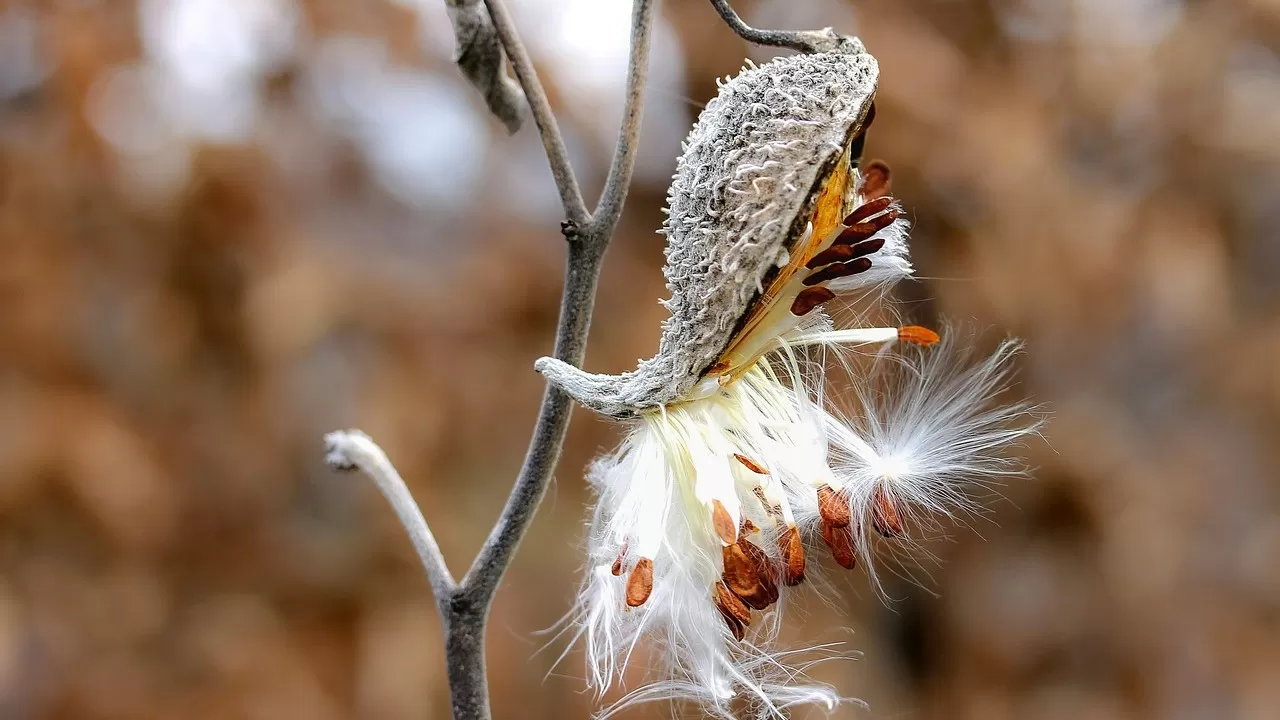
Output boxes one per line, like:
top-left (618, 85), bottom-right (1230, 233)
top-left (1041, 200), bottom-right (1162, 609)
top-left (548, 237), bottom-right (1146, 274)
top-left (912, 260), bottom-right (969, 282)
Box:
top-left (2, 0), bottom-right (1280, 718)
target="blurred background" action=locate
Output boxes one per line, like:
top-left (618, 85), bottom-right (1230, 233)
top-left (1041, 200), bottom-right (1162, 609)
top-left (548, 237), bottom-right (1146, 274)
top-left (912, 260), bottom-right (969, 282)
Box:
top-left (2, 0), bottom-right (1279, 718)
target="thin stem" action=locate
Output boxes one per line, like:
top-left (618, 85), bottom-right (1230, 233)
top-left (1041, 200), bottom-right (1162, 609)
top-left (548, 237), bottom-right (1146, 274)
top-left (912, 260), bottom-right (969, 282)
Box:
top-left (462, 0), bottom-right (656, 602)
top-left (323, 430), bottom-right (456, 603)
top-left (592, 0), bottom-right (657, 236)
top-left (708, 0), bottom-right (847, 55)
top-left (461, 244), bottom-right (602, 600)
top-left (327, 2), bottom-right (657, 718)
top-left (482, 0), bottom-right (590, 230)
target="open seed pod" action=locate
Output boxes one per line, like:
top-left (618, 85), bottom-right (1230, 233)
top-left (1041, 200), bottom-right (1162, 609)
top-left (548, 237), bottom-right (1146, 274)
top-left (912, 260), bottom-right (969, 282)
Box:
top-left (535, 41), bottom-right (884, 419)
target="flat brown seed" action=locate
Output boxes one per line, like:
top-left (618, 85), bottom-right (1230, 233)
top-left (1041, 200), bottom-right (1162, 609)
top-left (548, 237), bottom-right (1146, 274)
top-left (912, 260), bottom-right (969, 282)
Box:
top-left (802, 257), bottom-right (872, 286)
top-left (777, 526), bottom-right (806, 586)
top-left (871, 486), bottom-right (904, 537)
top-left (711, 499), bottom-right (737, 545)
top-left (626, 558), bottom-right (654, 607)
top-left (833, 210), bottom-right (899, 246)
top-left (806, 238), bottom-right (885, 269)
top-left (734, 453), bottom-right (768, 474)
top-left (739, 539), bottom-right (779, 606)
top-left (722, 543), bottom-right (772, 610)
top-left (715, 599), bottom-right (747, 642)
top-left (715, 581), bottom-right (753, 627)
top-left (816, 484), bottom-right (852, 527)
top-left (843, 196), bottom-right (893, 226)
top-left (859, 159), bottom-right (892, 201)
top-left (611, 541), bottom-right (629, 576)
top-left (820, 521), bottom-right (858, 570)
top-left (790, 287), bottom-right (835, 316)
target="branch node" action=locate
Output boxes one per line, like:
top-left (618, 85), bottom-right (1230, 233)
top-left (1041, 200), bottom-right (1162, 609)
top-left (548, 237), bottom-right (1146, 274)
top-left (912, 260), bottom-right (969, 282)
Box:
top-left (560, 218), bottom-right (582, 242)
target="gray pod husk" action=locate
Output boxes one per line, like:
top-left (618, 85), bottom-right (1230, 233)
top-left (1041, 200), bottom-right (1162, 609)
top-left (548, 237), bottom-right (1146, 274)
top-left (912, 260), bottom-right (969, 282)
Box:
top-left (536, 40), bottom-right (879, 419)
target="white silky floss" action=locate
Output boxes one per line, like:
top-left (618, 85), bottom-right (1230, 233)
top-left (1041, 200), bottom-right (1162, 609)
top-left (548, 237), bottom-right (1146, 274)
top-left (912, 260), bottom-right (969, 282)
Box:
top-left (536, 39), bottom-right (1040, 719)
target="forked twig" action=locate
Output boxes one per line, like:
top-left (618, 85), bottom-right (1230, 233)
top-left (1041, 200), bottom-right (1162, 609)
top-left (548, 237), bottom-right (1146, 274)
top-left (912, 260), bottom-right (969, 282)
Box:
top-left (327, 1), bottom-right (654, 718)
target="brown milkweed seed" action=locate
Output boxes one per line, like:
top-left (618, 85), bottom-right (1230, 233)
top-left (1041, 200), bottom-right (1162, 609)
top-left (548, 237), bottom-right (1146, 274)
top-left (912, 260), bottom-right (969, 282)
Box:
top-left (858, 159), bottom-right (892, 201)
top-left (777, 525), bottom-right (806, 586)
top-left (820, 521), bottom-right (858, 570)
top-left (711, 499), bottom-right (737, 545)
top-left (843, 196), bottom-right (893, 226)
top-left (734, 453), bottom-right (768, 474)
top-left (806, 238), bottom-right (885, 269)
top-left (802, 257), bottom-right (872, 286)
top-left (611, 541), bottom-right (629, 576)
top-left (739, 539), bottom-right (779, 606)
top-left (626, 558), bottom-right (654, 607)
top-left (871, 485), bottom-right (904, 537)
top-left (817, 484), bottom-right (852, 527)
top-left (833, 209), bottom-right (899, 246)
top-left (722, 543), bottom-right (773, 610)
top-left (790, 287), bottom-right (835, 316)
top-left (714, 582), bottom-right (751, 641)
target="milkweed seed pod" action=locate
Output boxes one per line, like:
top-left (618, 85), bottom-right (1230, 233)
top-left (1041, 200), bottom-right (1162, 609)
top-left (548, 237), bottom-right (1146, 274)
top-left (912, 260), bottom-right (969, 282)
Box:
top-left (539, 41), bottom-right (1039, 719)
top-left (536, 38), bottom-right (897, 418)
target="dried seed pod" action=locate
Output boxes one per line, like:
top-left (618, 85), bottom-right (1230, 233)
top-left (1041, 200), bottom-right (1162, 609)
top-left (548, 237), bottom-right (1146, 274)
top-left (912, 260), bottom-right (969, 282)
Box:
top-left (535, 43), bottom-right (879, 418)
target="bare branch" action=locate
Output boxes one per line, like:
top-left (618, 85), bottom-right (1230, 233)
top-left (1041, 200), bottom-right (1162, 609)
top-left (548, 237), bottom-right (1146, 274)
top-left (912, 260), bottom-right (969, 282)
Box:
top-left (462, 0), bottom-right (657, 603)
top-left (592, 0), bottom-right (658, 236)
top-left (324, 430), bottom-right (456, 603)
top-left (482, 0), bottom-right (591, 230)
top-left (708, 0), bottom-right (850, 55)
top-left (329, 1), bottom-right (657, 717)
top-left (445, 0), bottom-right (527, 134)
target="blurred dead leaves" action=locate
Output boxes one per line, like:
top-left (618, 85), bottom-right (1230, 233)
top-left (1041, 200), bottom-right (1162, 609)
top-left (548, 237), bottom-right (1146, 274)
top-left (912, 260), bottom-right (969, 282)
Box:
top-left (1, 1), bottom-right (1279, 719)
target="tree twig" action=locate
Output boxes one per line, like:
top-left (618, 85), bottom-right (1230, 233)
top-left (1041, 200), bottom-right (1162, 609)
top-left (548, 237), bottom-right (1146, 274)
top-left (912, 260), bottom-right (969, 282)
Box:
top-left (591, 0), bottom-right (656, 235)
top-left (323, 430), bottom-right (456, 603)
top-left (708, 0), bottom-right (849, 55)
top-left (482, 0), bottom-right (591, 231)
top-left (326, 1), bottom-right (657, 718)
top-left (464, 0), bottom-right (656, 601)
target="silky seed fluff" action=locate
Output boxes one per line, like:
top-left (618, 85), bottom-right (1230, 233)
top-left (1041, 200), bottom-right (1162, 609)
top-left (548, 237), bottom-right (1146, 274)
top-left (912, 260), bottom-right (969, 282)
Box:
top-left (536, 41), bottom-right (879, 419)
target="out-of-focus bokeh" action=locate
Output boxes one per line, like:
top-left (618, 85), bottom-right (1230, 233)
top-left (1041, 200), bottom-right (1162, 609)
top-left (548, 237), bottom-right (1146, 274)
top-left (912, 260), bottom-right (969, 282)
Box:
top-left (2, 0), bottom-right (1279, 718)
